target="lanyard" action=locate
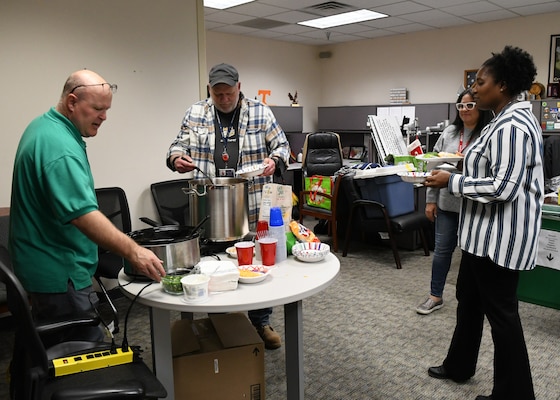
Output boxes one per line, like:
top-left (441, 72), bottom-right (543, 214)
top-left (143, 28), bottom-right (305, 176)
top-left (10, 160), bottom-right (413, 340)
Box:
top-left (458, 129), bottom-right (472, 153)
top-left (215, 107), bottom-right (238, 168)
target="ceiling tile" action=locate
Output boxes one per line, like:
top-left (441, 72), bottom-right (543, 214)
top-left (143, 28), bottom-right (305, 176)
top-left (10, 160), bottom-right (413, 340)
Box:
top-left (203, 0), bottom-right (560, 46)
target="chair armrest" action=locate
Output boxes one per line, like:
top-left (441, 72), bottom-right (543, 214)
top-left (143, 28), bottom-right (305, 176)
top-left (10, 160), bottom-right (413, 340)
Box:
top-left (35, 312), bottom-right (100, 336)
top-left (51, 382), bottom-right (145, 400)
top-left (299, 190), bottom-right (335, 203)
top-left (351, 199), bottom-right (385, 209)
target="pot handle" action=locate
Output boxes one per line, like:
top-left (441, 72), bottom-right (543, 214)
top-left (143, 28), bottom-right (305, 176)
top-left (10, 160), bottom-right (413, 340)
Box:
top-left (182, 186), bottom-right (207, 197)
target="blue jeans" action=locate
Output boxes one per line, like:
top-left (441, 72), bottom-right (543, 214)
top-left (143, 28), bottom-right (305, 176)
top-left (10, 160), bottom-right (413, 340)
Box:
top-left (248, 308), bottom-right (273, 327)
top-left (430, 208), bottom-right (459, 298)
top-left (31, 281), bottom-right (106, 346)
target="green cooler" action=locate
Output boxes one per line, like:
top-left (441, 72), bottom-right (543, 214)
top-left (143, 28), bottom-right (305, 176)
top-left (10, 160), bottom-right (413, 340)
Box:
top-left (517, 204), bottom-right (560, 310)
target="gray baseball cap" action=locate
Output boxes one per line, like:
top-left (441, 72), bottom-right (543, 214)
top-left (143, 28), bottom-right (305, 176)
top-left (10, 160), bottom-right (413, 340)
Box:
top-left (208, 63), bottom-right (239, 87)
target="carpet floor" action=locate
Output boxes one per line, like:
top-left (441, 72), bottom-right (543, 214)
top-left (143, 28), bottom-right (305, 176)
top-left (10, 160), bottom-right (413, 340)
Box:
top-left (1, 234), bottom-right (559, 399)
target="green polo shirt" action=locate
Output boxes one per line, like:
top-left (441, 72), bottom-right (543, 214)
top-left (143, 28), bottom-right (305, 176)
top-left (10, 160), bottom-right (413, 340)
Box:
top-left (9, 107), bottom-right (98, 293)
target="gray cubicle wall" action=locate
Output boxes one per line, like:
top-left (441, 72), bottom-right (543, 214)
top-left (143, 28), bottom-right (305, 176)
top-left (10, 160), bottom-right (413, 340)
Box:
top-left (318, 104), bottom-right (452, 160)
top-left (270, 106), bottom-right (305, 159)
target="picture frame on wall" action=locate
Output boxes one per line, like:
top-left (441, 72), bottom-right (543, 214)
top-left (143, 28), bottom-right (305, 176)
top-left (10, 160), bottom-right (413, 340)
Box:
top-left (464, 69), bottom-right (477, 89)
top-left (549, 34), bottom-right (560, 83)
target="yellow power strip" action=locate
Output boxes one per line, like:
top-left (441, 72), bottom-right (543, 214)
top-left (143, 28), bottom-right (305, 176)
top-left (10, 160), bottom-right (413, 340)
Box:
top-left (51, 346), bottom-right (135, 377)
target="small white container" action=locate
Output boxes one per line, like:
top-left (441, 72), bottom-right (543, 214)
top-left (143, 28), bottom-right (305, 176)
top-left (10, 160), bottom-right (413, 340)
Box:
top-left (181, 274), bottom-right (210, 303)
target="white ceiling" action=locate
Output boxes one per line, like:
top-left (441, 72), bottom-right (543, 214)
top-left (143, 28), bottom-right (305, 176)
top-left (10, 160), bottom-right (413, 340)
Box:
top-left (204, 0), bottom-right (560, 45)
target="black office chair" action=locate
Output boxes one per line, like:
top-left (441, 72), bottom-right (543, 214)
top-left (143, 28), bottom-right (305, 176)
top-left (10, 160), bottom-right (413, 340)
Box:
top-left (298, 132), bottom-right (344, 252)
top-left (144, 179), bottom-right (191, 226)
top-left (340, 174), bottom-right (430, 269)
top-left (95, 187), bottom-right (133, 334)
top-left (0, 245), bottom-right (167, 400)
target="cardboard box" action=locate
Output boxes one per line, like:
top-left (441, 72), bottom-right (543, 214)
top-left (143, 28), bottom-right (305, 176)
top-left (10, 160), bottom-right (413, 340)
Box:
top-left (172, 313), bottom-right (265, 400)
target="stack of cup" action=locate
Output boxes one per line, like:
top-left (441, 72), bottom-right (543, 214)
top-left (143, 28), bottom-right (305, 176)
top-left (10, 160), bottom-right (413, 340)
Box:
top-left (254, 220), bottom-right (268, 261)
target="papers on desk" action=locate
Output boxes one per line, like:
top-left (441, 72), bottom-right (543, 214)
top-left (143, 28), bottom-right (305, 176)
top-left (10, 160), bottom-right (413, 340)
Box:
top-left (353, 164), bottom-right (415, 179)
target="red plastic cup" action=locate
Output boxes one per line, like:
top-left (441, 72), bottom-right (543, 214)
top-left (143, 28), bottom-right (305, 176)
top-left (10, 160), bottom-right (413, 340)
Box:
top-left (258, 237), bottom-right (278, 266)
top-left (235, 241), bottom-right (255, 266)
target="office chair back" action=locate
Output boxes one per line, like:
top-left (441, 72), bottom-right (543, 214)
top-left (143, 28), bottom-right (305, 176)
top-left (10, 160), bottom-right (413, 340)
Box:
top-left (302, 132), bottom-right (344, 177)
top-left (95, 187), bottom-right (132, 234)
top-left (95, 187), bottom-right (132, 334)
top-left (150, 179), bottom-right (191, 226)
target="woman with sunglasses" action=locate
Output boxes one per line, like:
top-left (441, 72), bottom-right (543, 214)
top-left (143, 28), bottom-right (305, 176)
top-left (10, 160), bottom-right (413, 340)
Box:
top-left (425, 46), bottom-right (542, 400)
top-left (415, 89), bottom-right (492, 315)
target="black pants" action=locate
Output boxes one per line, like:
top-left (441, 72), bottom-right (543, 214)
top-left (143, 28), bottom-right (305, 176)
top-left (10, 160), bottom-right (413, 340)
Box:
top-left (442, 251), bottom-right (535, 400)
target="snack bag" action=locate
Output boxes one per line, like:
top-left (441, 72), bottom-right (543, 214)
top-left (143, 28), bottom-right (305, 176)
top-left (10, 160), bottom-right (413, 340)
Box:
top-left (289, 221), bottom-right (320, 243)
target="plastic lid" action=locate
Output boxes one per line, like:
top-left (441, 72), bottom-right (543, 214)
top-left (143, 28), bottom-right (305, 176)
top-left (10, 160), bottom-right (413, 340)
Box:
top-left (269, 207), bottom-right (283, 227)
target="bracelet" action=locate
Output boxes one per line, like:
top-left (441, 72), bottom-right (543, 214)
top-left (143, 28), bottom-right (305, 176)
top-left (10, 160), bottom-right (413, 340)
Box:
top-left (170, 155), bottom-right (181, 171)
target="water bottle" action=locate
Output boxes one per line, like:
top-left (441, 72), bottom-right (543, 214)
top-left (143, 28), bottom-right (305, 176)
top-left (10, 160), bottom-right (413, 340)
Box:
top-left (268, 207), bottom-right (287, 264)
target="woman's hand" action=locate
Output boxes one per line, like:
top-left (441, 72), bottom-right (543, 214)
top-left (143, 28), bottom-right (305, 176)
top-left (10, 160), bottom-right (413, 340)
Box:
top-left (425, 202), bottom-right (437, 222)
top-left (425, 169), bottom-right (451, 188)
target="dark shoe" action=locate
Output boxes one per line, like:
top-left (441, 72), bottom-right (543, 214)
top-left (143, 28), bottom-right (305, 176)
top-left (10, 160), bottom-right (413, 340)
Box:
top-left (416, 297), bottom-right (443, 315)
top-left (428, 365), bottom-right (469, 383)
top-left (313, 219), bottom-right (328, 234)
top-left (475, 396), bottom-right (492, 400)
top-left (255, 325), bottom-right (281, 350)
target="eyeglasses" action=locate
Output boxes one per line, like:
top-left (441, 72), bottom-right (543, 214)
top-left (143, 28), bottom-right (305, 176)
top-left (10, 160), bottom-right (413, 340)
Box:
top-left (69, 83), bottom-right (118, 94)
top-left (455, 102), bottom-right (476, 111)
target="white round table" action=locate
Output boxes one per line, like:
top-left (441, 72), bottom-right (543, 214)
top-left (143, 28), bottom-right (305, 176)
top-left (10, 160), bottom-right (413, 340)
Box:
top-left (118, 252), bottom-right (340, 400)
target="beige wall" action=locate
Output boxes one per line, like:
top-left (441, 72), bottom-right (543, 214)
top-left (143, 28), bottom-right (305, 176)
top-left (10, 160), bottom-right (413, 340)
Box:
top-left (0, 0), bottom-right (201, 227)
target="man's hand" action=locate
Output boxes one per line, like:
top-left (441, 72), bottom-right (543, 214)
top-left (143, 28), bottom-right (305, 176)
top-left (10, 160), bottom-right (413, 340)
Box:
top-left (173, 154), bottom-right (196, 173)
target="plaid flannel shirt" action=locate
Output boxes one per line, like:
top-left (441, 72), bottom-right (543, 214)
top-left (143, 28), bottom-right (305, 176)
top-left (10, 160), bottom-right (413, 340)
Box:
top-left (167, 95), bottom-right (290, 228)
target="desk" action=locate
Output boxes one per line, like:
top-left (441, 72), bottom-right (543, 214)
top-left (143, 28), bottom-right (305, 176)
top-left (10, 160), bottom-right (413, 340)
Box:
top-left (118, 253), bottom-right (340, 399)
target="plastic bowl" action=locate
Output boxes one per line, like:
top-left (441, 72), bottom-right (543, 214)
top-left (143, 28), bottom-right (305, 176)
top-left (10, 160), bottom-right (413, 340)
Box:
top-left (291, 242), bottom-right (330, 262)
top-left (161, 269), bottom-right (190, 295)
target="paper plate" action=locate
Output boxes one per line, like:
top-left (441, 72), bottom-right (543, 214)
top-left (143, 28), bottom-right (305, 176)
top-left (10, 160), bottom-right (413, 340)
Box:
top-left (397, 172), bottom-right (431, 184)
top-left (416, 154), bottom-right (462, 165)
top-left (237, 163), bottom-right (267, 178)
top-left (237, 265), bottom-right (271, 283)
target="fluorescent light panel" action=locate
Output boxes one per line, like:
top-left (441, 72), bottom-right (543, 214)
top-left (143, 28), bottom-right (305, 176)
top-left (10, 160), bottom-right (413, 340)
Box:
top-left (298, 9), bottom-right (387, 29)
top-left (204, 0), bottom-right (255, 10)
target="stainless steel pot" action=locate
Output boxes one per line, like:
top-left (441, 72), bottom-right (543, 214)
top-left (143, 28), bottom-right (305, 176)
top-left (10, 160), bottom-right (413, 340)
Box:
top-left (183, 177), bottom-right (249, 242)
top-left (124, 225), bottom-right (200, 277)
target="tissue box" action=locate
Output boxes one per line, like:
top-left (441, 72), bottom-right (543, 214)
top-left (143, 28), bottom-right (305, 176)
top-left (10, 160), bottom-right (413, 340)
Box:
top-left (197, 260), bottom-right (240, 292)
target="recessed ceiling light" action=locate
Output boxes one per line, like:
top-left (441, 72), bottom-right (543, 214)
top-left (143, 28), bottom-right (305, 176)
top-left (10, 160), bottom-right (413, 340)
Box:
top-left (298, 9), bottom-right (387, 29)
top-left (204, 0), bottom-right (255, 10)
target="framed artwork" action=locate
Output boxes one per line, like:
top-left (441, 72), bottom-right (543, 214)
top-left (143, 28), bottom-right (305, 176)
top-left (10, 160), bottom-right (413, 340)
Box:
top-left (464, 69), bottom-right (477, 89)
top-left (549, 34), bottom-right (560, 83)
top-left (348, 146), bottom-right (365, 160)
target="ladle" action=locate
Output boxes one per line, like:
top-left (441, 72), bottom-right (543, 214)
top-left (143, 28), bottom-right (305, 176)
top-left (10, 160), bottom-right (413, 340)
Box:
top-left (194, 166), bottom-right (215, 186)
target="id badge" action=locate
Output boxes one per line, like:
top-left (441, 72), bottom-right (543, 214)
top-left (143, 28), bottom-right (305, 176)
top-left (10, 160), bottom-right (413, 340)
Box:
top-left (218, 168), bottom-right (235, 177)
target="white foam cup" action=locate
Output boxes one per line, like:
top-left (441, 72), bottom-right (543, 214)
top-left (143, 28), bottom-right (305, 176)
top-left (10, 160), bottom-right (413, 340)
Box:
top-left (181, 274), bottom-right (210, 303)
